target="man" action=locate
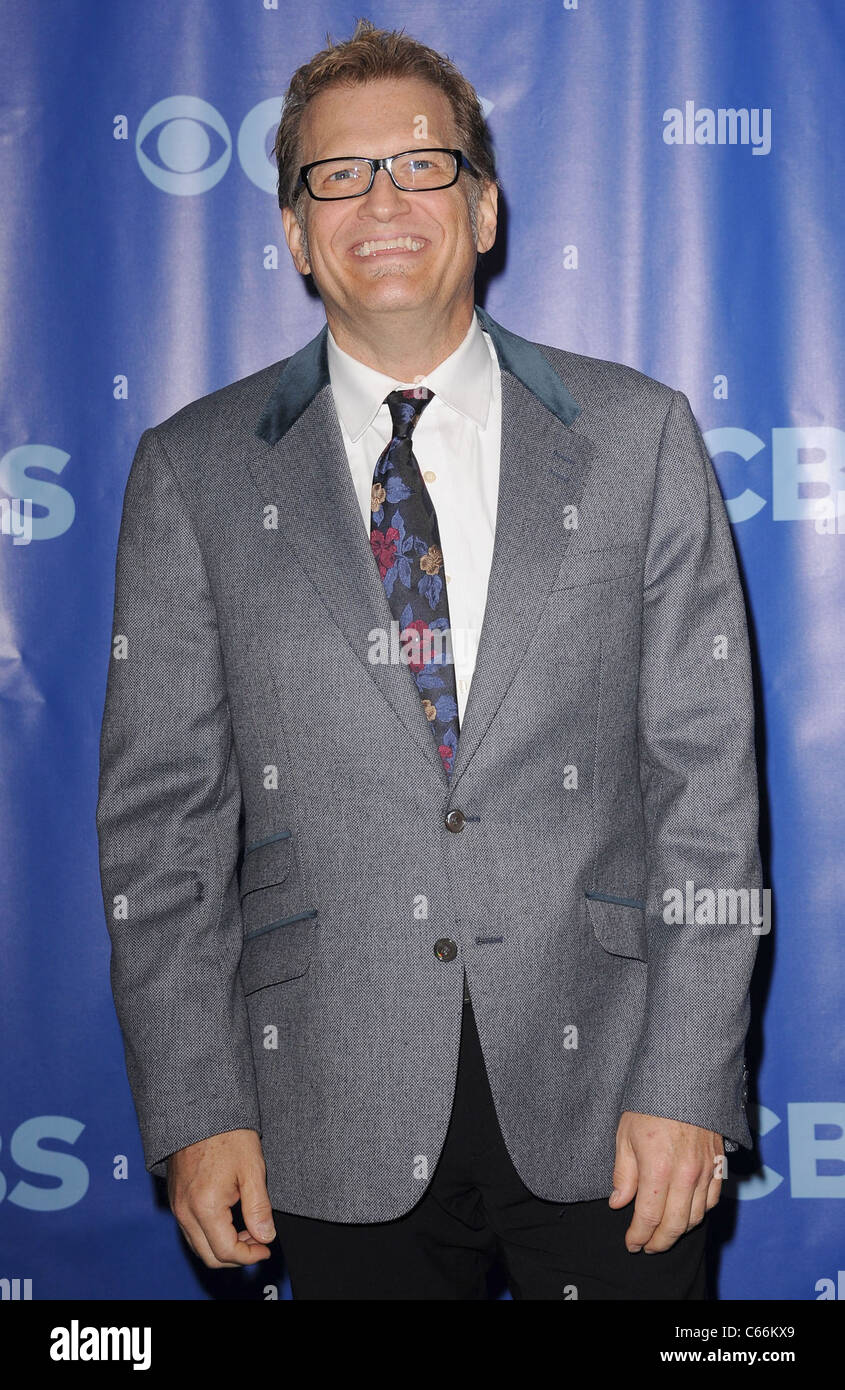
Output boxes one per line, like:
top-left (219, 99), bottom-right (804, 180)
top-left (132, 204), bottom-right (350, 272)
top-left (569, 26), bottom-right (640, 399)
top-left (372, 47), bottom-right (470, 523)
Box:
top-left (97, 20), bottom-right (761, 1300)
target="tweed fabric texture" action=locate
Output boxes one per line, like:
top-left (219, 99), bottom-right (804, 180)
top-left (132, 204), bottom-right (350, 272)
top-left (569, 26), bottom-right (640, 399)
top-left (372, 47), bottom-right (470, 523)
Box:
top-left (96, 307), bottom-right (761, 1220)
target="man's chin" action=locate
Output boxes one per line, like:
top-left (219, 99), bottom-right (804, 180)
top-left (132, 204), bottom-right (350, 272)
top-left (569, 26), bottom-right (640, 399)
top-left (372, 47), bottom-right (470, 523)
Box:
top-left (347, 280), bottom-right (431, 313)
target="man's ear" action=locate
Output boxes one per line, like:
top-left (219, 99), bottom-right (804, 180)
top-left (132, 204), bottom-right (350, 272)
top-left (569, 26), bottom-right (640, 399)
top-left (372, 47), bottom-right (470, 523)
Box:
top-left (282, 205), bottom-right (311, 275)
top-left (475, 179), bottom-right (498, 255)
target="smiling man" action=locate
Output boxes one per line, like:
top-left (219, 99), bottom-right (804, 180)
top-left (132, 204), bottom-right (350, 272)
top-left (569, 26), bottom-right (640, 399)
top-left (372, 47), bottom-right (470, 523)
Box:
top-left (97, 19), bottom-right (762, 1301)
top-left (280, 75), bottom-right (496, 385)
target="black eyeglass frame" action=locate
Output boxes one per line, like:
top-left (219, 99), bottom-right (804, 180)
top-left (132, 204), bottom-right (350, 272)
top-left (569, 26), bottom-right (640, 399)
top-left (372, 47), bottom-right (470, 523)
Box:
top-left (296, 147), bottom-right (477, 201)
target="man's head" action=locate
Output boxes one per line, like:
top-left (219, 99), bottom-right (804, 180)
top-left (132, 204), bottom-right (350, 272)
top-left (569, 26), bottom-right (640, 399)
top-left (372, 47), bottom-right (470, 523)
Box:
top-left (275, 19), bottom-right (498, 341)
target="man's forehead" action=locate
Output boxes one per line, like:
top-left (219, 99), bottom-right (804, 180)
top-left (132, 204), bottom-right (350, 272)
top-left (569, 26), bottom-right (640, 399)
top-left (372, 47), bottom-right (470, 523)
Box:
top-left (301, 78), bottom-right (455, 156)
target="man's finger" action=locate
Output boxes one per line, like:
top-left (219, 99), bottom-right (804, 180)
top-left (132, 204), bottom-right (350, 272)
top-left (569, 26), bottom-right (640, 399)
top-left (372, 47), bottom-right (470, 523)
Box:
top-left (643, 1176), bottom-right (697, 1252)
top-left (176, 1210), bottom-right (242, 1269)
top-left (687, 1172), bottom-right (715, 1229)
top-left (705, 1171), bottom-right (723, 1211)
top-left (194, 1199), bottom-right (267, 1267)
top-left (625, 1165), bottom-right (669, 1251)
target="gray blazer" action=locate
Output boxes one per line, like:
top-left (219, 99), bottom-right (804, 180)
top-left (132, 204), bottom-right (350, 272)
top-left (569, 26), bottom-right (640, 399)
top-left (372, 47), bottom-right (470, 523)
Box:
top-left (96, 304), bottom-right (761, 1221)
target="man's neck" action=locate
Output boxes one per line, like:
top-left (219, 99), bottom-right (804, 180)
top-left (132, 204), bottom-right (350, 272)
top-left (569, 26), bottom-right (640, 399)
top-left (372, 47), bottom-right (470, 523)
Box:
top-left (325, 300), bottom-right (475, 381)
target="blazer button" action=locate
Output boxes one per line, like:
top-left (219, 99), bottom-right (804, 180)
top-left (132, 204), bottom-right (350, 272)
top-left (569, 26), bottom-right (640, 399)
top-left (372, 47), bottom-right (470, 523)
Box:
top-left (433, 938), bottom-right (458, 961)
top-left (444, 809), bottom-right (465, 833)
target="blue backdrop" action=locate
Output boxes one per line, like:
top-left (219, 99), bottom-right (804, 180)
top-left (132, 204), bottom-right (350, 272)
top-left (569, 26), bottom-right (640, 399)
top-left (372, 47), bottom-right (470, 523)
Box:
top-left (1, 0), bottom-right (842, 1302)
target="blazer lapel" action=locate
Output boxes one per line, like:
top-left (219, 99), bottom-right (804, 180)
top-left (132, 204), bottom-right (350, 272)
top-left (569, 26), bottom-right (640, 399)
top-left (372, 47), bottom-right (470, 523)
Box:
top-left (249, 340), bottom-right (451, 782)
top-left (250, 304), bottom-right (595, 791)
top-left (445, 367), bottom-right (593, 788)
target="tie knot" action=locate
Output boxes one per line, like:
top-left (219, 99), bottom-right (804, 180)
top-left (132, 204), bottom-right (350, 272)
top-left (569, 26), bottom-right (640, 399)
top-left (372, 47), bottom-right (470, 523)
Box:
top-left (385, 386), bottom-right (434, 441)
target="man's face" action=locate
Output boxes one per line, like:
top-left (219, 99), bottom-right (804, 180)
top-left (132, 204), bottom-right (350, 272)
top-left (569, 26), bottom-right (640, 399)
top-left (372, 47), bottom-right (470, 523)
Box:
top-left (282, 76), bottom-right (497, 329)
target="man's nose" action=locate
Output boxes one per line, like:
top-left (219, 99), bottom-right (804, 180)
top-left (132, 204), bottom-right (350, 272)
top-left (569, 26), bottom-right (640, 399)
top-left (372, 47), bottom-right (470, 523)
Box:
top-left (365, 166), bottom-right (408, 206)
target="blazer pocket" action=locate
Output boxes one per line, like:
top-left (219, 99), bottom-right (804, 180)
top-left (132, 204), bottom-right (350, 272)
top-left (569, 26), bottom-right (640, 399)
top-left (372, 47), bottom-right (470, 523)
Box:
top-left (239, 830), bottom-right (294, 937)
top-left (552, 544), bottom-right (641, 591)
top-left (585, 891), bottom-right (648, 961)
top-left (238, 911), bottom-right (317, 995)
top-left (240, 829), bottom-right (292, 895)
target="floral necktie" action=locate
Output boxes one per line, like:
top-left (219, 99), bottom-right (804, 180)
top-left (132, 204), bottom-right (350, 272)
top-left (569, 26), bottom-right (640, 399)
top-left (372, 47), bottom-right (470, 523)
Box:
top-left (369, 387), bottom-right (460, 777)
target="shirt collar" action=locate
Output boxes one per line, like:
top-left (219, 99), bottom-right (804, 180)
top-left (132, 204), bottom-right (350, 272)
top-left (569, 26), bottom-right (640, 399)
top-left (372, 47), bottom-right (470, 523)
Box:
top-left (254, 302), bottom-right (581, 446)
top-left (326, 309), bottom-right (493, 442)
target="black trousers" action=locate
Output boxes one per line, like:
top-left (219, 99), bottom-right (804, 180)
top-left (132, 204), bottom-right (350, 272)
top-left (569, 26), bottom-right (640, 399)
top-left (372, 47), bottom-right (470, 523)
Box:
top-left (273, 984), bottom-right (709, 1300)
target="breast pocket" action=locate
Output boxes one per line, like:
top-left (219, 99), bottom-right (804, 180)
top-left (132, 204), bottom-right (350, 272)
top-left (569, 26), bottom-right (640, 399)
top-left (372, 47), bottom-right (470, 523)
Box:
top-left (584, 891), bottom-right (648, 962)
top-left (552, 544), bottom-right (641, 591)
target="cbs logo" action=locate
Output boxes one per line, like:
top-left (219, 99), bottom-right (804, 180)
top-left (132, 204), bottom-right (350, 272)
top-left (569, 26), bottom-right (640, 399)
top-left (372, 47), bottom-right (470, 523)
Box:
top-left (134, 95), bottom-right (283, 196)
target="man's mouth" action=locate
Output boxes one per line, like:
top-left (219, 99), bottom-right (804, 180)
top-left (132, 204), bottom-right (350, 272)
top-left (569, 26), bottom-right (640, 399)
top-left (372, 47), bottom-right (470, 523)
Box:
top-left (352, 236), bottom-right (427, 258)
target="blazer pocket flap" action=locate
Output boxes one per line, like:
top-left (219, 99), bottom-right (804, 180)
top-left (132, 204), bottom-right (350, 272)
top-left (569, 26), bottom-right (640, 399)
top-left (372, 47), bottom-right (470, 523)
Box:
top-left (239, 831), bottom-right (292, 897)
top-left (585, 893), bottom-right (648, 961)
top-left (553, 544), bottom-right (641, 590)
top-left (238, 912), bottom-right (317, 994)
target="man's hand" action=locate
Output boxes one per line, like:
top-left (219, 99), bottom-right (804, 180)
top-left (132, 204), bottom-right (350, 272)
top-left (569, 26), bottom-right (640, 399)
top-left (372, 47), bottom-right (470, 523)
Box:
top-left (609, 1111), bottom-right (724, 1253)
top-left (167, 1128), bottom-right (276, 1269)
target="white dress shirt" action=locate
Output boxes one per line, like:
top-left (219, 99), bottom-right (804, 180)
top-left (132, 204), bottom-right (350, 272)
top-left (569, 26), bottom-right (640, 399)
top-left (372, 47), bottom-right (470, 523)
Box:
top-left (326, 311), bottom-right (501, 724)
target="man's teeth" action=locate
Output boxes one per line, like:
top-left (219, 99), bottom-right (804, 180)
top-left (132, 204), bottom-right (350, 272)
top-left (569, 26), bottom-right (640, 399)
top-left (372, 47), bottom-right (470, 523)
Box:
top-left (354, 236), bottom-right (425, 257)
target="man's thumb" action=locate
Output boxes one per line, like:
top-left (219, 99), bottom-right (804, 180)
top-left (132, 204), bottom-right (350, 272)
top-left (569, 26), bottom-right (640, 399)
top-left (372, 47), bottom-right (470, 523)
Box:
top-left (240, 1182), bottom-right (276, 1243)
top-left (609, 1152), bottom-right (637, 1207)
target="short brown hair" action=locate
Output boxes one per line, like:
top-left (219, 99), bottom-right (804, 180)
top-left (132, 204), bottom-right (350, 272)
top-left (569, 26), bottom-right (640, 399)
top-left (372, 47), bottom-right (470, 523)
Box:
top-left (274, 17), bottom-right (498, 213)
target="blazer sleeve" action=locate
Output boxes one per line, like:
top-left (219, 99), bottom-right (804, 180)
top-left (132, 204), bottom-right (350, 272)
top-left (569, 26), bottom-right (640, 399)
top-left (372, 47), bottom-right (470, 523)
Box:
top-left (619, 389), bottom-right (762, 1150)
top-left (96, 427), bottom-right (261, 1179)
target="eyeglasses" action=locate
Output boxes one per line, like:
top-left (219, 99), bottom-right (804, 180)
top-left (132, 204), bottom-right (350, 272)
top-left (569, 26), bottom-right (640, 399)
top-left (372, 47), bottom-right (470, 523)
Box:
top-left (297, 147), bottom-right (476, 201)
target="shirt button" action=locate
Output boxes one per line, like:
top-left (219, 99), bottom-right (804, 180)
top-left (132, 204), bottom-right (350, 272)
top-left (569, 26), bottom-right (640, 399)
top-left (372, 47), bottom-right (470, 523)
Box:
top-left (444, 809), bottom-right (465, 833)
top-left (433, 938), bottom-right (458, 961)
top-left (423, 470), bottom-right (436, 483)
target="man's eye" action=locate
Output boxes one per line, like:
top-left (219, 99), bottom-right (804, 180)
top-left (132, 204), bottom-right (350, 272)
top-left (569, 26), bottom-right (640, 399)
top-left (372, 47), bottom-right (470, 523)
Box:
top-left (327, 168), bottom-right (355, 182)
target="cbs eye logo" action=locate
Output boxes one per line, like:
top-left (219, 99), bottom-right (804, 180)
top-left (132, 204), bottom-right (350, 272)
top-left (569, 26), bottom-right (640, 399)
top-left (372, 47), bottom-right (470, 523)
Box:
top-left (135, 95), bottom-right (283, 195)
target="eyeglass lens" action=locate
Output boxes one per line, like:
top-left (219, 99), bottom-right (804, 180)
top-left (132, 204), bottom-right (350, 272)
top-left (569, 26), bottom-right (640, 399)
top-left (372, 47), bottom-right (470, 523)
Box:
top-left (307, 150), bottom-right (458, 198)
